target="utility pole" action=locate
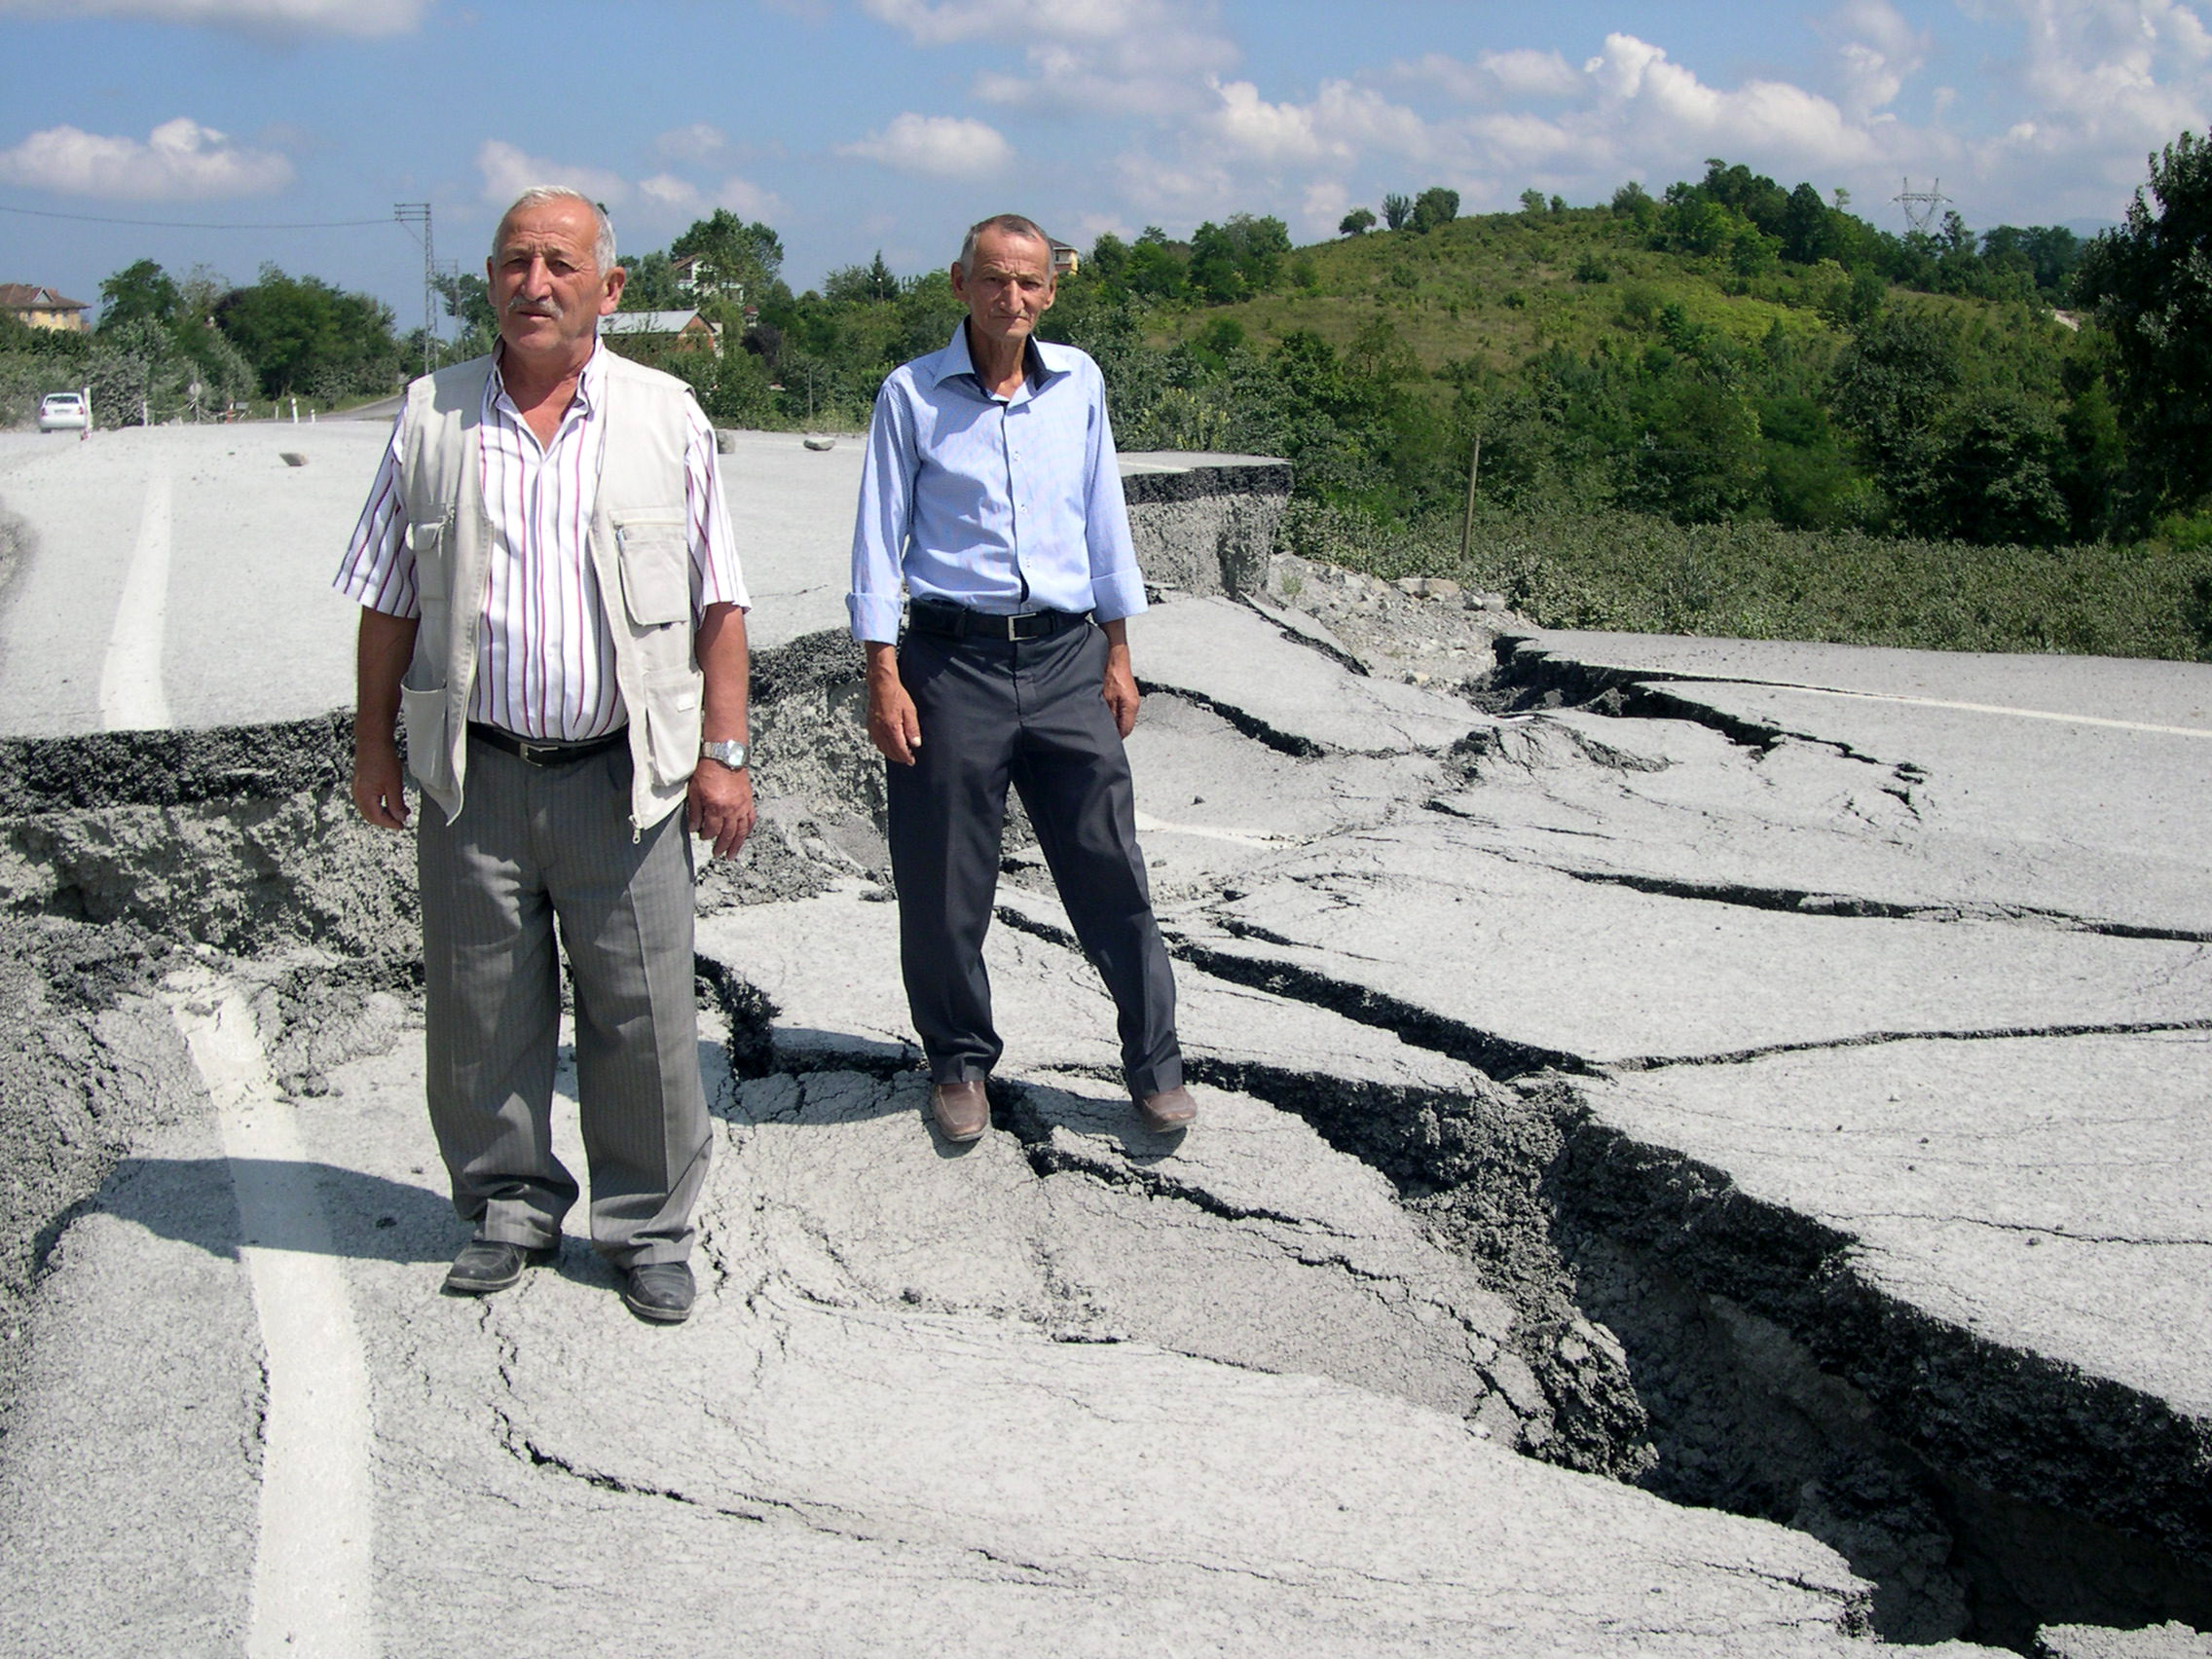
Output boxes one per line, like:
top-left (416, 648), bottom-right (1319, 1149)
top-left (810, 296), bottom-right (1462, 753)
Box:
top-left (1457, 434), bottom-right (1482, 565)
top-left (394, 203), bottom-right (435, 377)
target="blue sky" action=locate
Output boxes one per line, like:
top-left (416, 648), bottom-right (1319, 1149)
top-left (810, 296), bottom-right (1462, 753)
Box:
top-left (3, 0), bottom-right (2208, 331)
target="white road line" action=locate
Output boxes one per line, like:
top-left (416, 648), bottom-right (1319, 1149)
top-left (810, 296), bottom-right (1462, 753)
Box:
top-left (99, 463), bottom-right (173, 730)
top-left (169, 975), bottom-right (376, 1659)
top-left (1679, 676), bottom-right (2212, 740)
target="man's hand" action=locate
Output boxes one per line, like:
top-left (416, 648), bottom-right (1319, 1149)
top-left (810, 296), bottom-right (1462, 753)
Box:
top-left (865, 641), bottom-right (922, 765)
top-left (688, 758), bottom-right (756, 859)
top-left (351, 607), bottom-right (419, 830)
top-left (1100, 619), bottom-right (1139, 739)
top-left (351, 739), bottom-right (411, 830)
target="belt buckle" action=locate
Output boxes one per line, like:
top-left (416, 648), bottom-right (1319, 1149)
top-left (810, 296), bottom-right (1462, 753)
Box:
top-left (517, 737), bottom-right (560, 765)
top-left (1006, 611), bottom-right (1044, 642)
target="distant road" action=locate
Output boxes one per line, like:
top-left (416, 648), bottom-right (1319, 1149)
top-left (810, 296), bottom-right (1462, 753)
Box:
top-left (339, 393), bottom-right (402, 423)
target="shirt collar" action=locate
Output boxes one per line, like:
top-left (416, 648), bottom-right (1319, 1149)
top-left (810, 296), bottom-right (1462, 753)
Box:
top-left (488, 338), bottom-right (608, 419)
top-left (929, 321), bottom-right (1072, 394)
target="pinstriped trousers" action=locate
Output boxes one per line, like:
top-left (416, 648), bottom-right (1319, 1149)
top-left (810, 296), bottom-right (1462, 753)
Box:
top-left (417, 735), bottom-right (709, 1267)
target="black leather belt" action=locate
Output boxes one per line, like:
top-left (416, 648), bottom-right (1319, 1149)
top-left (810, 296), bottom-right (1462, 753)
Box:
top-left (467, 721), bottom-right (626, 766)
top-left (906, 600), bottom-right (1090, 643)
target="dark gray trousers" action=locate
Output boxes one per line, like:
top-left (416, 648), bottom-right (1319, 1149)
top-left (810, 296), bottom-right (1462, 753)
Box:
top-left (417, 736), bottom-right (709, 1267)
top-left (887, 619), bottom-right (1182, 1097)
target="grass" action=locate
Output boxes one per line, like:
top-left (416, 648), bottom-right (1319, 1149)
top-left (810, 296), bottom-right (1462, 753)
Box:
top-left (1282, 499), bottom-right (2212, 662)
top-left (1139, 209), bottom-right (1865, 376)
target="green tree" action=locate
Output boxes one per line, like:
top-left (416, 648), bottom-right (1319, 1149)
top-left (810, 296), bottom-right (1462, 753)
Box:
top-left (824, 252), bottom-right (900, 305)
top-left (1980, 225), bottom-right (2082, 300)
top-left (1339, 205), bottom-right (1377, 237)
top-left (1518, 188), bottom-right (1547, 216)
top-left (2075, 130), bottom-right (2212, 512)
top-left (1780, 182), bottom-right (1843, 265)
top-left (433, 270), bottom-right (497, 333)
top-left (1088, 232), bottom-right (1130, 294)
top-left (1187, 221), bottom-right (1244, 303)
top-left (1224, 212), bottom-right (1291, 290)
top-left (1125, 227), bottom-right (1187, 299)
top-left (1382, 193), bottom-right (1414, 231)
top-left (98, 259), bottom-right (179, 330)
top-left (1409, 187), bottom-right (1460, 234)
top-left (618, 250), bottom-right (688, 311)
top-left (1932, 392), bottom-right (2071, 544)
top-left (670, 209), bottom-right (785, 303)
top-left (215, 264), bottom-right (401, 399)
top-left (1827, 306), bottom-right (1963, 530)
top-left (1611, 181), bottom-right (1656, 227)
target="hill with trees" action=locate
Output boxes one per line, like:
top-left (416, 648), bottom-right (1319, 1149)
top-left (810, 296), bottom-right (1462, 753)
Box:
top-left (611, 152), bottom-right (2200, 659)
top-left (7, 142), bottom-right (2208, 660)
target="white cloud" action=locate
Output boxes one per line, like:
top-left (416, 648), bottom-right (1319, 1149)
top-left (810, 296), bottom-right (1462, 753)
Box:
top-left (1985, 0), bottom-right (2212, 146)
top-left (475, 139), bottom-right (632, 209)
top-left (866, 0), bottom-right (1234, 115)
top-left (1199, 77), bottom-right (1434, 166)
top-left (715, 176), bottom-right (789, 220)
top-left (1302, 176), bottom-right (1353, 229)
top-left (1402, 48), bottom-right (1582, 103)
top-left (1110, 148), bottom-right (1236, 220)
top-left (655, 123), bottom-right (728, 164)
top-left (0, 117), bottom-right (291, 199)
top-left (836, 112), bottom-right (1013, 177)
top-left (1570, 33), bottom-right (1880, 168)
top-left (0, 0), bottom-right (426, 34)
top-left (864, 0), bottom-right (1189, 46)
top-left (638, 174), bottom-right (701, 212)
top-left (1201, 79), bottom-right (1328, 165)
top-left (1815, 0), bottom-right (1931, 117)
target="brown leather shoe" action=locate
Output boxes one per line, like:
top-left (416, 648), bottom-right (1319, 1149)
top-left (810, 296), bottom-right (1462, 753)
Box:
top-left (1136, 1086), bottom-right (1198, 1134)
top-left (931, 1079), bottom-right (989, 1141)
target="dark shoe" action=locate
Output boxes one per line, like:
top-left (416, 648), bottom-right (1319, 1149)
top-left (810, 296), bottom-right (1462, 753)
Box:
top-left (931, 1079), bottom-right (990, 1142)
top-left (1136, 1086), bottom-right (1198, 1135)
top-left (443, 1238), bottom-right (555, 1296)
top-left (622, 1261), bottom-right (696, 1324)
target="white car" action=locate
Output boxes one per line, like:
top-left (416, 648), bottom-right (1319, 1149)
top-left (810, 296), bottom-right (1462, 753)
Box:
top-left (37, 391), bottom-right (88, 432)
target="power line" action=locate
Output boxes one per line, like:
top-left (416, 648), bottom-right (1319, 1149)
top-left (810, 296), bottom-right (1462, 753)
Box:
top-left (0, 202), bottom-right (392, 231)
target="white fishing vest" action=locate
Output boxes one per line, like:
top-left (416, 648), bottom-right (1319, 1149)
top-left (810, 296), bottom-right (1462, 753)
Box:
top-left (394, 351), bottom-right (705, 830)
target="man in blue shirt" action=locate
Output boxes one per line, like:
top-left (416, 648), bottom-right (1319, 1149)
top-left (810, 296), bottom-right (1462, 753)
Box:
top-left (848, 213), bottom-right (1195, 1143)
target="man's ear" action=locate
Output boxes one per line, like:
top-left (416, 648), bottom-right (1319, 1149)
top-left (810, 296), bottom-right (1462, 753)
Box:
top-left (600, 264), bottom-right (627, 316)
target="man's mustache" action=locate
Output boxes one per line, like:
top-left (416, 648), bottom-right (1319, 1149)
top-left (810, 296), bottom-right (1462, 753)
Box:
top-left (506, 296), bottom-right (563, 317)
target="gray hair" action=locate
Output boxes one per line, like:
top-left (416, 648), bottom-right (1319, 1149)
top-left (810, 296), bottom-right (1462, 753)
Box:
top-left (957, 213), bottom-right (1052, 277)
top-left (493, 186), bottom-right (618, 274)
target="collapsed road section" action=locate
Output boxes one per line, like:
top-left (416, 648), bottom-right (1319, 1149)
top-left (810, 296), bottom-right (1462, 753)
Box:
top-left (0, 596), bottom-right (2205, 1654)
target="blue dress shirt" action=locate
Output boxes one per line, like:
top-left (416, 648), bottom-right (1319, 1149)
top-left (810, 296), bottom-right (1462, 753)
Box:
top-left (847, 323), bottom-right (1148, 644)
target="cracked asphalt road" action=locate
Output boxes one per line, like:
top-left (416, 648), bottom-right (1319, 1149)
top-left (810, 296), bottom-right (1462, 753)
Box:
top-left (2, 427), bottom-right (2208, 1652)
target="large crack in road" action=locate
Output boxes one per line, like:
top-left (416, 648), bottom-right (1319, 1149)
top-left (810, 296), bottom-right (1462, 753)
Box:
top-left (0, 613), bottom-right (2206, 1653)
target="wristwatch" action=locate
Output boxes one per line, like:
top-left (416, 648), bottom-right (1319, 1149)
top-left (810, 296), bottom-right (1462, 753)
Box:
top-left (699, 739), bottom-right (750, 770)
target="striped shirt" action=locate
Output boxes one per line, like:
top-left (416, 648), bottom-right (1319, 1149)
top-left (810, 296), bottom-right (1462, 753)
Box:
top-left (332, 344), bottom-right (747, 741)
top-left (847, 325), bottom-right (1145, 644)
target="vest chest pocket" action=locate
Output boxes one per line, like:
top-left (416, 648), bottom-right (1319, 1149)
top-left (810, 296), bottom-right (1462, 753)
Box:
top-left (407, 519), bottom-right (449, 599)
top-left (612, 515), bottom-right (690, 627)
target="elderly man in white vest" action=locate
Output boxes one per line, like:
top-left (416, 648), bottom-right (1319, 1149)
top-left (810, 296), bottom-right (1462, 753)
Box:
top-left (334, 185), bottom-right (754, 1325)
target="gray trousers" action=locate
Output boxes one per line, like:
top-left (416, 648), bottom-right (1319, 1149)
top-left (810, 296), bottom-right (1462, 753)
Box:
top-left (417, 735), bottom-right (708, 1267)
top-left (887, 618), bottom-right (1182, 1097)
